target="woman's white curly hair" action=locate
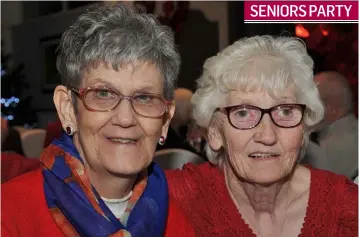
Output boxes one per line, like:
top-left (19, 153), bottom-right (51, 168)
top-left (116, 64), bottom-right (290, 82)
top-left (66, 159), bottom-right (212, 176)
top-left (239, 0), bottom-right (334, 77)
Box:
top-left (191, 35), bottom-right (324, 164)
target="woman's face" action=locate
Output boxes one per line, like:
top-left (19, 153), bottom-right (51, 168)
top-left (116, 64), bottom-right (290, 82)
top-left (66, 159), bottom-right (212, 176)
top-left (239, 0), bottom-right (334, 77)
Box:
top-left (209, 90), bottom-right (304, 184)
top-left (70, 62), bottom-right (173, 177)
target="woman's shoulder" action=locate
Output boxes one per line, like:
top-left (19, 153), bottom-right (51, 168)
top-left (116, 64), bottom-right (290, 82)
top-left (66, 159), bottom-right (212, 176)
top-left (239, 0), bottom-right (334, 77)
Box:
top-left (309, 166), bottom-right (357, 214)
top-left (2, 168), bottom-right (44, 205)
top-left (165, 162), bottom-right (222, 202)
top-left (1, 169), bottom-right (61, 237)
top-left (165, 162), bottom-right (219, 188)
top-left (166, 161), bottom-right (218, 176)
top-left (2, 167), bottom-right (43, 185)
top-left (296, 167), bottom-right (357, 236)
top-left (311, 167), bottom-right (358, 235)
top-left (309, 166), bottom-right (357, 193)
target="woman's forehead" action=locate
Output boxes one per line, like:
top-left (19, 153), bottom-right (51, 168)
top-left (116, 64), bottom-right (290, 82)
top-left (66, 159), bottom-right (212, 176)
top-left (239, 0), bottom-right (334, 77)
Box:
top-left (79, 61), bottom-right (164, 94)
top-left (82, 61), bottom-right (161, 81)
top-left (228, 89), bottom-right (296, 106)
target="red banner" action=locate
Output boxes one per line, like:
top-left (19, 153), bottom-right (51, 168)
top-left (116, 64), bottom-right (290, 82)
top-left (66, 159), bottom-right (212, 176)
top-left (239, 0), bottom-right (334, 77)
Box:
top-left (244, 1), bottom-right (358, 23)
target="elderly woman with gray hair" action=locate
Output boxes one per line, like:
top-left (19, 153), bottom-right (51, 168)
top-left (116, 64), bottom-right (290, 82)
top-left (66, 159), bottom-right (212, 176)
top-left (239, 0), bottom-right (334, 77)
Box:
top-left (166, 35), bottom-right (358, 236)
top-left (2, 3), bottom-right (194, 237)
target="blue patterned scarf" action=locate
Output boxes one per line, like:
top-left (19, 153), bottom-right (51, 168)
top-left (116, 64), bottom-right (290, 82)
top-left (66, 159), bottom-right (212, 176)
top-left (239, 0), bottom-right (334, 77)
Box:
top-left (41, 133), bottom-right (169, 237)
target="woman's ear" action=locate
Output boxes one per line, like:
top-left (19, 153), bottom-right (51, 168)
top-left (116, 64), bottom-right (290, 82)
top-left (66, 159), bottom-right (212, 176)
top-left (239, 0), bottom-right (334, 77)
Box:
top-left (207, 121), bottom-right (223, 151)
top-left (53, 85), bottom-right (77, 131)
top-left (161, 101), bottom-right (175, 137)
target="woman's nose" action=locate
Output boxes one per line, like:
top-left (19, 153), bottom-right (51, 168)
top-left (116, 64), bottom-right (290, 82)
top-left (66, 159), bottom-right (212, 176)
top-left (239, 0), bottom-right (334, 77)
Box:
top-left (253, 114), bottom-right (277, 145)
top-left (111, 99), bottom-right (137, 128)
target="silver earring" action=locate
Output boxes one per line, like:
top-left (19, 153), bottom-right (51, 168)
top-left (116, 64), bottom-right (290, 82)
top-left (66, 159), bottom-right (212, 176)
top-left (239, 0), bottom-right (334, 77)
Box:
top-left (65, 126), bottom-right (75, 136)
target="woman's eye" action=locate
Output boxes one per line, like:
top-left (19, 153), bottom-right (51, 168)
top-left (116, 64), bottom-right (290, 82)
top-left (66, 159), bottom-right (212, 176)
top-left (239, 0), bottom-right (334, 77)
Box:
top-left (97, 90), bottom-right (109, 97)
top-left (91, 89), bottom-right (115, 99)
top-left (135, 94), bottom-right (153, 102)
top-left (278, 108), bottom-right (293, 116)
top-left (236, 110), bottom-right (249, 117)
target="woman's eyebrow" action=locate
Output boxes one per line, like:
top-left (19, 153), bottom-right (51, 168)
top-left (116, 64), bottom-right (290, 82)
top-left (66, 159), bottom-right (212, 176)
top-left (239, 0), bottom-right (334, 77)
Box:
top-left (135, 85), bottom-right (160, 93)
top-left (85, 78), bottom-right (117, 89)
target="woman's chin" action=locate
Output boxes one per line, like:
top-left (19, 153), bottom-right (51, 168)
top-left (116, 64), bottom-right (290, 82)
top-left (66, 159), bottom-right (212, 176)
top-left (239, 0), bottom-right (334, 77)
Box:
top-left (241, 168), bottom-right (287, 185)
top-left (99, 140), bottom-right (154, 174)
top-left (243, 160), bottom-right (293, 183)
top-left (106, 165), bottom-right (148, 177)
top-left (246, 171), bottom-right (291, 185)
top-left (248, 177), bottom-right (283, 186)
top-left (102, 155), bottom-right (152, 176)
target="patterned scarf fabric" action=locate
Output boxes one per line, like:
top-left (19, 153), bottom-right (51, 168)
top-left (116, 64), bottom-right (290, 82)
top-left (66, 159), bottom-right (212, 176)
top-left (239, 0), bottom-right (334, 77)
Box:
top-left (41, 133), bottom-right (169, 237)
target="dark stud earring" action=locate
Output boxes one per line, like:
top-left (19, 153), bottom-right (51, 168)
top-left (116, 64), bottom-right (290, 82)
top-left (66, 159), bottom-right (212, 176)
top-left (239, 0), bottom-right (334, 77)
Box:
top-left (66, 126), bottom-right (74, 136)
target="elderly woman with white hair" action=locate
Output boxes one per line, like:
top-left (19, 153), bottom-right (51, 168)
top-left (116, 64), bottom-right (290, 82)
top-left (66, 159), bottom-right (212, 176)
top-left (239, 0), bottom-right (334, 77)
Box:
top-left (166, 35), bottom-right (358, 237)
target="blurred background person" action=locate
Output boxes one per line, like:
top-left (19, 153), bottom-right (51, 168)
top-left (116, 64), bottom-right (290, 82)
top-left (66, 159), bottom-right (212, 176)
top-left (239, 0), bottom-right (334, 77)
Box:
top-left (310, 71), bottom-right (358, 179)
top-left (1, 152), bottom-right (40, 183)
top-left (173, 88), bottom-right (207, 155)
top-left (1, 117), bottom-right (40, 183)
top-left (1, 117), bottom-right (9, 145)
top-left (1, 117), bottom-right (25, 156)
top-left (301, 139), bottom-right (330, 172)
top-left (157, 87), bottom-right (205, 157)
top-left (172, 88), bottom-right (193, 138)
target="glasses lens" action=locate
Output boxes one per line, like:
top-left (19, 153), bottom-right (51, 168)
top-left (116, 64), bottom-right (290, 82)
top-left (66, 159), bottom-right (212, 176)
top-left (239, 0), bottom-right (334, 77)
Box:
top-left (229, 105), bottom-right (261, 129)
top-left (84, 88), bottom-right (118, 111)
top-left (132, 93), bottom-right (166, 117)
top-left (271, 105), bottom-right (303, 127)
top-left (81, 88), bottom-right (166, 117)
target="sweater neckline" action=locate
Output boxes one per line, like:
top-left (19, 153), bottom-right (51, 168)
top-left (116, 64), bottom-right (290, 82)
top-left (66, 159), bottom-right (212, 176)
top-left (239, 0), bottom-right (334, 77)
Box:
top-left (213, 166), bottom-right (314, 237)
top-left (101, 190), bottom-right (133, 203)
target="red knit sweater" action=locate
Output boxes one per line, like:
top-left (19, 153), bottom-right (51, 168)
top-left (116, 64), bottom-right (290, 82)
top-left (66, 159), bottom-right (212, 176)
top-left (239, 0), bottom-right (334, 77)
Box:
top-left (166, 162), bottom-right (358, 237)
top-left (1, 169), bottom-right (195, 237)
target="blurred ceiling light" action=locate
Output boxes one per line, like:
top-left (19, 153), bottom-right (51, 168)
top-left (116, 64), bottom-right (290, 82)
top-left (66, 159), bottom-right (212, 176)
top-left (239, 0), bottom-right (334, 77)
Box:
top-left (295, 24), bottom-right (310, 38)
top-left (319, 24), bottom-right (329, 36)
top-left (321, 29), bottom-right (329, 36)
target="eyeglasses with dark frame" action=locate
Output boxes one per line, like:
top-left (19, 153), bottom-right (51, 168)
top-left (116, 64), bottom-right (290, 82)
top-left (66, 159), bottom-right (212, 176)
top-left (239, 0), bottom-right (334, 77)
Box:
top-left (70, 86), bottom-right (171, 118)
top-left (217, 104), bottom-right (306, 130)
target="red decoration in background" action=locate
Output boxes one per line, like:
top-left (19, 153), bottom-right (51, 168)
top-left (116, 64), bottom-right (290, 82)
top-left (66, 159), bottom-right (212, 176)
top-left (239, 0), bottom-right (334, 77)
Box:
top-left (321, 29), bottom-right (329, 36)
top-left (295, 24), bottom-right (310, 38)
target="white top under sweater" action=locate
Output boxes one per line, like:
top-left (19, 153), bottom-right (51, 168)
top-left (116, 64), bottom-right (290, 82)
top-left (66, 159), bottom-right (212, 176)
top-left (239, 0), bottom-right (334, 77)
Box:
top-left (101, 191), bottom-right (133, 219)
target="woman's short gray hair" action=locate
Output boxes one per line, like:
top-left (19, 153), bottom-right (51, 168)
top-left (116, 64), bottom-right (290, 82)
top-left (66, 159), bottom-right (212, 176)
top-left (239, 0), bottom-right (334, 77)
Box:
top-left (56, 3), bottom-right (180, 100)
top-left (192, 35), bottom-right (325, 164)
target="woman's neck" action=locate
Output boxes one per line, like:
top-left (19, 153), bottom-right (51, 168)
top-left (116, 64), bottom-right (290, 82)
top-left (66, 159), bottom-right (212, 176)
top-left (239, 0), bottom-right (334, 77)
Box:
top-left (87, 168), bottom-right (138, 199)
top-left (224, 162), bottom-right (292, 214)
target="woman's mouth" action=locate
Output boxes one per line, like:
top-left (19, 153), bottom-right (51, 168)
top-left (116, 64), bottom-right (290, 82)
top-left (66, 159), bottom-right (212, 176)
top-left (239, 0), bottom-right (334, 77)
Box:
top-left (107, 137), bottom-right (138, 144)
top-left (248, 152), bottom-right (280, 160)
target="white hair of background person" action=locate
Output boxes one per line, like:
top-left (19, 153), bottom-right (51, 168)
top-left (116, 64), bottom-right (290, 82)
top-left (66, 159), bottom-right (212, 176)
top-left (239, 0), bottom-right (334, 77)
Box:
top-left (191, 35), bottom-right (325, 164)
top-left (313, 71), bottom-right (355, 130)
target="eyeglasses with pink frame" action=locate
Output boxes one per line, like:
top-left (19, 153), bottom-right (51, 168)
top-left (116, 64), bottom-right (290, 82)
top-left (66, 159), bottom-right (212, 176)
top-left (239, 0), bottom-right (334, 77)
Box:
top-left (70, 86), bottom-right (172, 118)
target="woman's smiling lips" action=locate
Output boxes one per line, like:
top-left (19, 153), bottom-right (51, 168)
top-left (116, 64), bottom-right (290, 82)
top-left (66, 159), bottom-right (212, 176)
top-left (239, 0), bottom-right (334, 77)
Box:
top-left (106, 136), bottom-right (139, 145)
top-left (248, 151), bottom-right (280, 161)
